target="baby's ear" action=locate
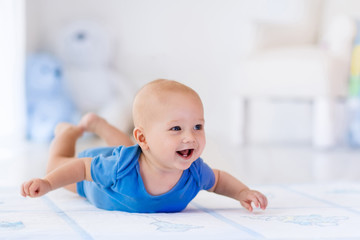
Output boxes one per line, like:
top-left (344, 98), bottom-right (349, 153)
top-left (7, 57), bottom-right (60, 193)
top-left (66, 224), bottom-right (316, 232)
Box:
top-left (133, 127), bottom-right (149, 150)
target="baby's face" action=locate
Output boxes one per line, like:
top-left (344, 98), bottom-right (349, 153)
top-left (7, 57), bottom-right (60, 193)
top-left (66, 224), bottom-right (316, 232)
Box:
top-left (142, 91), bottom-right (206, 171)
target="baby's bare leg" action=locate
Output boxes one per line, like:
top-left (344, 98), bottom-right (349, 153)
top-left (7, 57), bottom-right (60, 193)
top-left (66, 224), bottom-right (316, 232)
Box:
top-left (47, 123), bottom-right (84, 193)
top-left (79, 113), bottom-right (133, 147)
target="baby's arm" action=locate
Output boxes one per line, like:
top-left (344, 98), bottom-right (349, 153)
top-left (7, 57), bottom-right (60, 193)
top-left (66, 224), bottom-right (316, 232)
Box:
top-left (208, 169), bottom-right (268, 212)
top-left (21, 157), bottom-right (92, 198)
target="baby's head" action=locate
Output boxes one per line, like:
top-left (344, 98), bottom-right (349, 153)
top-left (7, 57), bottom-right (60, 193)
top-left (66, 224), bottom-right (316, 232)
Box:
top-left (132, 79), bottom-right (206, 170)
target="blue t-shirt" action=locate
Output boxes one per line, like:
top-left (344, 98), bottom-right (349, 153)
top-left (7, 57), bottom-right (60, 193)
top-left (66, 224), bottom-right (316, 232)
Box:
top-left (76, 144), bottom-right (215, 213)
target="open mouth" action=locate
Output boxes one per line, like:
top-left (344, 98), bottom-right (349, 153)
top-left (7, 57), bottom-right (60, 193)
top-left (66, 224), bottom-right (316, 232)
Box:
top-left (176, 149), bottom-right (194, 159)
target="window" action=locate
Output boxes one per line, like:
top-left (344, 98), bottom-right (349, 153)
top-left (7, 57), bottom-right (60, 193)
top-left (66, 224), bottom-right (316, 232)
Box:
top-left (0, 0), bottom-right (25, 143)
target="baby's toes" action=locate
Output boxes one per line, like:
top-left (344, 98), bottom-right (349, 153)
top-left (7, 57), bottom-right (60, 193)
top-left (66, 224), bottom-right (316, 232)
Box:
top-left (79, 113), bottom-right (102, 132)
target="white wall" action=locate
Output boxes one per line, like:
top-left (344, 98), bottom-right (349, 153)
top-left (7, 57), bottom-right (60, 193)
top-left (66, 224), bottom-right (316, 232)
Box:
top-left (28, 0), bottom-right (357, 145)
top-left (26, 0), bottom-right (259, 141)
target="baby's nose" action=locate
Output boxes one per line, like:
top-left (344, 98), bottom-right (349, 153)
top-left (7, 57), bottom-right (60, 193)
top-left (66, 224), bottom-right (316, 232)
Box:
top-left (182, 131), bottom-right (196, 143)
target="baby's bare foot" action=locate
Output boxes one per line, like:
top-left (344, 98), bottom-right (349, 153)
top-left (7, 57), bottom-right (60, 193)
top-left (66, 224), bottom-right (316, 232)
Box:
top-left (79, 113), bottom-right (105, 133)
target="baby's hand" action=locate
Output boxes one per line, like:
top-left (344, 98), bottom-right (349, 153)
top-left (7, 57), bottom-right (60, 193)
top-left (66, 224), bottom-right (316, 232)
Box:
top-left (238, 189), bottom-right (268, 212)
top-left (21, 178), bottom-right (52, 198)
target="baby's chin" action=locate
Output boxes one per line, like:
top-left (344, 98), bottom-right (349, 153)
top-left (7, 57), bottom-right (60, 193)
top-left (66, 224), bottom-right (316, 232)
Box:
top-left (175, 155), bottom-right (200, 170)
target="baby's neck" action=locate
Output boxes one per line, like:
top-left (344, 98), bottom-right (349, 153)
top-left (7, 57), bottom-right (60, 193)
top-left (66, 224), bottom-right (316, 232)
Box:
top-left (138, 153), bottom-right (183, 196)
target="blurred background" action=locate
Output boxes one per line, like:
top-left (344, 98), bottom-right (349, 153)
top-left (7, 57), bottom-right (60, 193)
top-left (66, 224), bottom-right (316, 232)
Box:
top-left (1, 0), bottom-right (360, 187)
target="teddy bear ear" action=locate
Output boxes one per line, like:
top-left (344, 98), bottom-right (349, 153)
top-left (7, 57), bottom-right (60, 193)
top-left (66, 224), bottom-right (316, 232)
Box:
top-left (26, 53), bottom-right (62, 92)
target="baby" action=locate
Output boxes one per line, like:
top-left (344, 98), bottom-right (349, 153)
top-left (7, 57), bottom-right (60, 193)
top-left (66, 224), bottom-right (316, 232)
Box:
top-left (21, 79), bottom-right (268, 213)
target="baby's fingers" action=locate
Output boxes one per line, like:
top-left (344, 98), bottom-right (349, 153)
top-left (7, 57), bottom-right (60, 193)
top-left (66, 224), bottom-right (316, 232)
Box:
top-left (21, 180), bottom-right (33, 197)
top-left (240, 201), bottom-right (253, 212)
top-left (20, 182), bottom-right (27, 197)
top-left (253, 191), bottom-right (268, 210)
top-left (259, 195), bottom-right (268, 210)
top-left (29, 181), bottom-right (40, 197)
top-left (21, 179), bottom-right (42, 197)
top-left (241, 191), bottom-right (268, 212)
top-left (249, 194), bottom-right (261, 209)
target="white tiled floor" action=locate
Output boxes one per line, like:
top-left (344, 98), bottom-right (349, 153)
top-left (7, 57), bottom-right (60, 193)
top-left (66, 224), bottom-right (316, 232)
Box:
top-left (2, 136), bottom-right (360, 188)
top-left (3, 136), bottom-right (360, 239)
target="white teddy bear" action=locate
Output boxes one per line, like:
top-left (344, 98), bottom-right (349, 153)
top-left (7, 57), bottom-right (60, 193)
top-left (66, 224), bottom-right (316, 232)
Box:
top-left (54, 20), bottom-right (134, 134)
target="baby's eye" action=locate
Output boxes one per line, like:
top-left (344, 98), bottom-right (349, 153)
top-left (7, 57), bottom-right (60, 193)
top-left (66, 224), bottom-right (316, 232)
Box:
top-left (194, 124), bottom-right (203, 130)
top-left (170, 126), bottom-right (181, 131)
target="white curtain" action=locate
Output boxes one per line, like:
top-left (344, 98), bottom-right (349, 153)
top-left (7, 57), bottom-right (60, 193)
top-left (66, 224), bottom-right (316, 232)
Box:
top-left (0, 0), bottom-right (25, 144)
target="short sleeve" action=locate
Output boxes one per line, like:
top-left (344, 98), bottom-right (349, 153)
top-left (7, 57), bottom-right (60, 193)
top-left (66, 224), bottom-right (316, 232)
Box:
top-left (91, 154), bottom-right (119, 188)
top-left (191, 158), bottom-right (215, 190)
top-left (78, 146), bottom-right (116, 158)
top-left (89, 145), bottom-right (141, 188)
